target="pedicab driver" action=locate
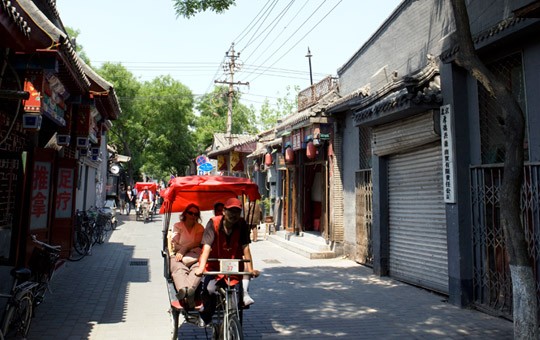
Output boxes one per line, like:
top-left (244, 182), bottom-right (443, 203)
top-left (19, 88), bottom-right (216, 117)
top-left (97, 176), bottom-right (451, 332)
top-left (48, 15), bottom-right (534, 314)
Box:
top-left (195, 197), bottom-right (260, 327)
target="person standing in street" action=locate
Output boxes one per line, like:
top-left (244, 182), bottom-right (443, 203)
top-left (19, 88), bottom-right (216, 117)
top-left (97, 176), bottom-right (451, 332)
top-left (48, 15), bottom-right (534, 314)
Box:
top-left (244, 200), bottom-right (262, 242)
top-left (126, 185), bottom-right (134, 215)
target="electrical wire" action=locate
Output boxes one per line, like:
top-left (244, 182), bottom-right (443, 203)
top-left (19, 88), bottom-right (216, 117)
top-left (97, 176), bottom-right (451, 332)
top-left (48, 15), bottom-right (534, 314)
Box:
top-left (240, 0), bottom-right (296, 65)
top-left (243, 0), bottom-right (329, 84)
top-left (241, 0), bottom-right (280, 51)
top-left (233, 0), bottom-right (274, 46)
top-left (248, 0), bottom-right (342, 84)
top-left (240, 0), bottom-right (309, 70)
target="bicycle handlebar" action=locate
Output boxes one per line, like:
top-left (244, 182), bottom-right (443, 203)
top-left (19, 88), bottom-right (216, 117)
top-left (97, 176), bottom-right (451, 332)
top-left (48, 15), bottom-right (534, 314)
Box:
top-left (31, 235), bottom-right (61, 253)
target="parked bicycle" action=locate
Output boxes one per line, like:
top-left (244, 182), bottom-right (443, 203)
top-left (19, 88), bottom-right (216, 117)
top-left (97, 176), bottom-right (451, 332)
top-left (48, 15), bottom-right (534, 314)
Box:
top-left (0, 235), bottom-right (60, 338)
top-left (68, 210), bottom-right (92, 261)
top-left (27, 235), bottom-right (61, 309)
top-left (0, 267), bottom-right (35, 338)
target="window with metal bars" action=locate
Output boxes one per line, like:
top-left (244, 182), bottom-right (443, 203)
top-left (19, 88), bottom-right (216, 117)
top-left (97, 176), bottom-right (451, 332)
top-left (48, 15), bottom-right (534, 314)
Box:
top-left (358, 127), bottom-right (372, 169)
top-left (478, 52), bottom-right (528, 164)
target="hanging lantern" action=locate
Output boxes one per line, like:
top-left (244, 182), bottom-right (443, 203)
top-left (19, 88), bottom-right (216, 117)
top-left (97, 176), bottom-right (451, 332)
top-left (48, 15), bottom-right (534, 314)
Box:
top-left (264, 153), bottom-right (273, 166)
top-left (285, 147), bottom-right (294, 163)
top-left (306, 141), bottom-right (316, 159)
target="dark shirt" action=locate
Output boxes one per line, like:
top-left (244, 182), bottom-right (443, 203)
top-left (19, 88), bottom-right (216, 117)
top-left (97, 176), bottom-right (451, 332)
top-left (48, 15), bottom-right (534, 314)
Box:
top-left (202, 216), bottom-right (251, 249)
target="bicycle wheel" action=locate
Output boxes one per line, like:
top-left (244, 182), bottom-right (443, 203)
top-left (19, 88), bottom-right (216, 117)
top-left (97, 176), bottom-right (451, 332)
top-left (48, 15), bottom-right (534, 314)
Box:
top-left (97, 223), bottom-right (108, 244)
top-left (104, 218), bottom-right (113, 232)
top-left (224, 313), bottom-right (243, 340)
top-left (1, 292), bottom-right (33, 338)
top-left (69, 230), bottom-right (90, 261)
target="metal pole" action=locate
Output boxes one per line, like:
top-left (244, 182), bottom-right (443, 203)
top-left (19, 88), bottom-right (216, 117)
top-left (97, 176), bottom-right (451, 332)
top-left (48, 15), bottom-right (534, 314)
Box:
top-left (306, 47), bottom-right (313, 86)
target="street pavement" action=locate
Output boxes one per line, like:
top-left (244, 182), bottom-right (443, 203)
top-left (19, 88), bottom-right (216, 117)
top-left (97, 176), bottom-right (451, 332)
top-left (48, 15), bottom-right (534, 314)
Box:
top-left (28, 212), bottom-right (514, 339)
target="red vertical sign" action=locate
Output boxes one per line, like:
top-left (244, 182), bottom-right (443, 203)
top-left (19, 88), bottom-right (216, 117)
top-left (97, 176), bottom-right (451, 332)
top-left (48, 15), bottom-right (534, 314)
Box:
top-left (30, 161), bottom-right (52, 230)
top-left (55, 168), bottom-right (74, 218)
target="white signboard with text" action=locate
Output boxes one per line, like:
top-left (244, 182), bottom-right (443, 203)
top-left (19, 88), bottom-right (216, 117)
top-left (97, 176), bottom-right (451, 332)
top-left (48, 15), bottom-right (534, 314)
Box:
top-left (440, 104), bottom-right (456, 203)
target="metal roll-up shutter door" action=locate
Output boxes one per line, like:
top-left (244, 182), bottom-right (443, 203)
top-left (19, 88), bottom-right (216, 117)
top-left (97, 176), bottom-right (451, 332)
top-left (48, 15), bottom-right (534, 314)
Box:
top-left (388, 143), bottom-right (448, 293)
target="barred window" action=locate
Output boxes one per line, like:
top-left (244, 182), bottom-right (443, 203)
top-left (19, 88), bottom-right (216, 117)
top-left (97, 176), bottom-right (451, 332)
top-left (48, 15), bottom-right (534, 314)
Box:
top-left (359, 126), bottom-right (372, 169)
top-left (479, 52), bottom-right (528, 164)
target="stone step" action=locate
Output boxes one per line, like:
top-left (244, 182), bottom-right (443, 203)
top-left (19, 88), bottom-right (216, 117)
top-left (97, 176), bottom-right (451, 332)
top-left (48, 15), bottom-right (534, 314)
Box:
top-left (265, 230), bottom-right (337, 259)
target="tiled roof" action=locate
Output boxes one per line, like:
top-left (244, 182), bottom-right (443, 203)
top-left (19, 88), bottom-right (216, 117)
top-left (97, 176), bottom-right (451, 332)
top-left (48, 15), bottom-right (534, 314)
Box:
top-left (207, 133), bottom-right (258, 157)
top-left (80, 60), bottom-right (122, 120)
top-left (328, 59), bottom-right (439, 116)
top-left (274, 89), bottom-right (340, 134)
top-left (1, 0), bottom-right (31, 37)
top-left (16, 0), bottom-right (90, 92)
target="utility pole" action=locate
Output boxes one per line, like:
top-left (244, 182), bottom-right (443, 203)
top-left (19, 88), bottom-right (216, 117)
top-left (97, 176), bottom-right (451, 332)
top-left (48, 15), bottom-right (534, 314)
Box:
top-left (214, 43), bottom-right (249, 139)
top-left (306, 47), bottom-right (313, 86)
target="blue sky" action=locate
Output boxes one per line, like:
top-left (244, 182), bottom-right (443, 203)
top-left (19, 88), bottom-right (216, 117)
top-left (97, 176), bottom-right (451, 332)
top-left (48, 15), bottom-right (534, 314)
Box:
top-left (56, 0), bottom-right (401, 109)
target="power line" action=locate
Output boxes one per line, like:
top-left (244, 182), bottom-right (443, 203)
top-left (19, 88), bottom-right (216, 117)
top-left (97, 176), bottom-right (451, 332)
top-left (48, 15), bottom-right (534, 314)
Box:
top-left (247, 0), bottom-right (343, 84)
top-left (242, 0), bottom-right (328, 83)
top-left (233, 0), bottom-right (274, 46)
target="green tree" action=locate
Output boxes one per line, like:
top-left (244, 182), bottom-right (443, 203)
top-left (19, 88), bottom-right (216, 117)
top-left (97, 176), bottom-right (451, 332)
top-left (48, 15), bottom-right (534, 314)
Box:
top-left (258, 85), bottom-right (298, 131)
top-left (64, 27), bottom-right (91, 65)
top-left (172, 0), bottom-right (236, 18)
top-left (136, 76), bottom-right (196, 179)
top-left (96, 62), bottom-right (142, 183)
top-left (194, 86), bottom-right (256, 152)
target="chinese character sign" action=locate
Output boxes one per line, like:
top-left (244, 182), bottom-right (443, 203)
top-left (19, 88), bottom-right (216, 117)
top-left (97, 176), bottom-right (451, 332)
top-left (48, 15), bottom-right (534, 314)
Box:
top-left (56, 168), bottom-right (74, 218)
top-left (30, 161), bottom-right (51, 230)
top-left (440, 104), bottom-right (456, 203)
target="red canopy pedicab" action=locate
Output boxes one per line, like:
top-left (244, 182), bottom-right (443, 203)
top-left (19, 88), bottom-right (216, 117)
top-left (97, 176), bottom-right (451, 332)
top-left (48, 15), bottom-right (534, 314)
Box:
top-left (160, 175), bottom-right (261, 339)
top-left (134, 182), bottom-right (158, 222)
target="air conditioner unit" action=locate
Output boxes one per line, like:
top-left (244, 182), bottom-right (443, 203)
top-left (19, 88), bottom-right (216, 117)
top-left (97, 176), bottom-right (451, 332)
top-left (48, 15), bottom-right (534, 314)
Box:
top-left (22, 114), bottom-right (42, 130)
top-left (76, 137), bottom-right (89, 148)
top-left (56, 134), bottom-right (71, 146)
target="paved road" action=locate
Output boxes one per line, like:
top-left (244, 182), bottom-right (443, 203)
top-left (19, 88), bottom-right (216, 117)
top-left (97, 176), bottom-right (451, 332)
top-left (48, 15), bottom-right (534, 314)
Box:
top-left (28, 212), bottom-right (513, 339)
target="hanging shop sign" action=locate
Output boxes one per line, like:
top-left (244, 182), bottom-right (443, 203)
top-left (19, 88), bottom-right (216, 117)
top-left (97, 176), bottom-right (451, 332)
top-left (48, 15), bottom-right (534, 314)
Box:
top-left (30, 161), bottom-right (52, 230)
top-left (440, 104), bottom-right (456, 203)
top-left (55, 168), bottom-right (75, 219)
top-left (292, 130), bottom-right (303, 151)
top-left (230, 151), bottom-right (244, 172)
top-left (22, 72), bottom-right (69, 127)
top-left (217, 155), bottom-right (228, 171)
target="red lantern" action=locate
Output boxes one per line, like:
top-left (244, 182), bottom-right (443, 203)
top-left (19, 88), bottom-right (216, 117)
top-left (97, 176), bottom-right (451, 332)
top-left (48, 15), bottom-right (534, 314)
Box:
top-left (285, 147), bottom-right (294, 163)
top-left (264, 153), bottom-right (273, 166)
top-left (306, 141), bottom-right (316, 159)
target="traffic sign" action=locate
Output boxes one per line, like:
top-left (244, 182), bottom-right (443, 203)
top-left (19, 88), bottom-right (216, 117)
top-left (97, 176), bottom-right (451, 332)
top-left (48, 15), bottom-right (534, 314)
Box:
top-left (196, 155), bottom-right (206, 166)
top-left (199, 162), bottom-right (213, 172)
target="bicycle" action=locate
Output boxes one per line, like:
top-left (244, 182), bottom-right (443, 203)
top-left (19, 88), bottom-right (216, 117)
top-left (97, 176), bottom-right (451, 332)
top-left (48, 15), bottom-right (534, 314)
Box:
top-left (0, 267), bottom-right (36, 338)
top-left (0, 236), bottom-right (60, 338)
top-left (204, 259), bottom-right (251, 340)
top-left (28, 235), bottom-right (61, 309)
top-left (68, 210), bottom-right (92, 261)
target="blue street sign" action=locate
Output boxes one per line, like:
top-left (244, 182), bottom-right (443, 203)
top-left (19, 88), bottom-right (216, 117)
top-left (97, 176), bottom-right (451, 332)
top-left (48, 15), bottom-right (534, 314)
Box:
top-left (199, 162), bottom-right (213, 172)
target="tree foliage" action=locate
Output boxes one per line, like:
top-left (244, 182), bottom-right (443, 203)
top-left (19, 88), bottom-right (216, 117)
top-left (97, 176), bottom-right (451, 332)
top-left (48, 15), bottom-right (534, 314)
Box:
top-left (96, 63), bottom-right (142, 182)
top-left (193, 86), bottom-right (256, 152)
top-left (136, 76), bottom-right (196, 179)
top-left (65, 26), bottom-right (91, 65)
top-left (258, 85), bottom-right (298, 131)
top-left (96, 65), bottom-right (196, 182)
top-left (172, 0), bottom-right (236, 18)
